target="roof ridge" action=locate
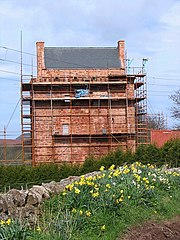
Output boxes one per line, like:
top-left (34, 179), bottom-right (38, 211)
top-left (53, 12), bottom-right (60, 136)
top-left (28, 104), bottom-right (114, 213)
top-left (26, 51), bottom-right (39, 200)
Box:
top-left (45, 47), bottom-right (117, 49)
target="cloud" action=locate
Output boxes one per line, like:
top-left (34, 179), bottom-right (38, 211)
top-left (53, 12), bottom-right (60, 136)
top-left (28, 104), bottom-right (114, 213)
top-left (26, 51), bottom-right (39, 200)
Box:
top-left (0, 0), bottom-right (179, 132)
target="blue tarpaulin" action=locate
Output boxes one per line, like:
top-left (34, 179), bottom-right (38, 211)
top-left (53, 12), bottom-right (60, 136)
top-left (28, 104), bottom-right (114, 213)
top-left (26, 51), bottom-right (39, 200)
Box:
top-left (75, 89), bottom-right (89, 98)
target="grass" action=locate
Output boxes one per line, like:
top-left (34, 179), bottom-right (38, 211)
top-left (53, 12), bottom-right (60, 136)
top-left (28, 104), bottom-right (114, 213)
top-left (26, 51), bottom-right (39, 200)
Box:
top-left (34, 162), bottom-right (180, 240)
top-left (1, 162), bottom-right (180, 240)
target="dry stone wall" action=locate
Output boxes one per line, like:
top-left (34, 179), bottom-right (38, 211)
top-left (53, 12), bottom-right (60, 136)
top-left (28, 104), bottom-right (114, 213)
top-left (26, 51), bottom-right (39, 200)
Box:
top-left (1, 167), bottom-right (179, 225)
top-left (0, 171), bottom-right (99, 224)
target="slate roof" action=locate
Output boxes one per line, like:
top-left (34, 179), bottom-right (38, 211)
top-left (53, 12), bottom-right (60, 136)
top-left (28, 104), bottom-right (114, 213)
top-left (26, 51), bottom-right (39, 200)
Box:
top-left (44, 47), bottom-right (121, 69)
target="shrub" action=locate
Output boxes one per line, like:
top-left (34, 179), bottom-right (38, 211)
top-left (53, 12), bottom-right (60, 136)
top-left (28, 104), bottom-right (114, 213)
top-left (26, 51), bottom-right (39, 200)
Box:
top-left (161, 139), bottom-right (180, 167)
top-left (134, 144), bottom-right (161, 166)
top-left (80, 155), bottom-right (99, 174)
top-left (0, 139), bottom-right (179, 192)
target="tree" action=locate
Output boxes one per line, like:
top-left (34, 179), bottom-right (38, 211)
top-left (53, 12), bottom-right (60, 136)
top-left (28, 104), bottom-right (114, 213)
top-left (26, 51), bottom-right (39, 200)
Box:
top-left (147, 114), bottom-right (165, 130)
top-left (170, 89), bottom-right (180, 129)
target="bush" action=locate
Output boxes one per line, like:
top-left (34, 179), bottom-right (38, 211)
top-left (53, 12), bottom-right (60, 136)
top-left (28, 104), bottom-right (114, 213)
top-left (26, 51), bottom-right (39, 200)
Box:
top-left (0, 140), bottom-right (179, 192)
top-left (80, 155), bottom-right (99, 174)
top-left (0, 163), bottom-right (81, 192)
top-left (134, 144), bottom-right (161, 166)
top-left (161, 139), bottom-right (180, 167)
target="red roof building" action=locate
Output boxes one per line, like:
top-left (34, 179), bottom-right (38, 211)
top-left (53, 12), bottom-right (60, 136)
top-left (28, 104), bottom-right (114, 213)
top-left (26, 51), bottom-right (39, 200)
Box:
top-left (151, 130), bottom-right (180, 147)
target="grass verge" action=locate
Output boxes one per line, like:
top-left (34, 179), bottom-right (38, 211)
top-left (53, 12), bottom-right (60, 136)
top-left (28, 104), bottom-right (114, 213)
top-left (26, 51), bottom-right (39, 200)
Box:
top-left (33, 162), bottom-right (180, 240)
top-left (0, 162), bottom-right (179, 239)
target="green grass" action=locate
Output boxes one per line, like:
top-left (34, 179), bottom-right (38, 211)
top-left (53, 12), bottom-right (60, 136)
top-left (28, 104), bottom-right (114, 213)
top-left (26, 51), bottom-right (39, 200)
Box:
top-left (33, 162), bottom-right (180, 240)
top-left (1, 162), bottom-right (179, 240)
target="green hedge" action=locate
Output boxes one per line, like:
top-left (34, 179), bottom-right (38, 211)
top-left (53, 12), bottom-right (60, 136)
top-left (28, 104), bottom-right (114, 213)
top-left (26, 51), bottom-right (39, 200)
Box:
top-left (0, 139), bottom-right (179, 192)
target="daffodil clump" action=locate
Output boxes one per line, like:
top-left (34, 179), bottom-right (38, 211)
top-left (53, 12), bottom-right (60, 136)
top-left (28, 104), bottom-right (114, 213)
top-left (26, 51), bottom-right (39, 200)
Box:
top-left (0, 218), bottom-right (11, 226)
top-left (0, 218), bottom-right (34, 240)
top-left (39, 162), bottom-right (180, 239)
top-left (61, 162), bottom-right (180, 221)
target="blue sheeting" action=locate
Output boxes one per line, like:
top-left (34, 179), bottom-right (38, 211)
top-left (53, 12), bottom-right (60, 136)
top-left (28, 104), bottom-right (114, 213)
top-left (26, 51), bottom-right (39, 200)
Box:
top-left (75, 89), bottom-right (89, 98)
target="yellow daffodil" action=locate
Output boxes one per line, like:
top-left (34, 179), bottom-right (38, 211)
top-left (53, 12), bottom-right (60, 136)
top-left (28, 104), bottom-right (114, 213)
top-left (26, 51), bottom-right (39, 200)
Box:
top-left (100, 166), bottom-right (105, 171)
top-left (72, 208), bottom-right (77, 213)
top-left (101, 225), bottom-right (106, 230)
top-left (86, 176), bottom-right (93, 181)
top-left (123, 169), bottom-right (130, 174)
top-left (36, 226), bottom-right (41, 232)
top-left (109, 164), bottom-right (115, 170)
top-left (113, 170), bottom-right (121, 177)
top-left (6, 219), bottom-right (11, 225)
top-left (66, 184), bottom-right (74, 191)
top-left (106, 184), bottom-right (111, 189)
top-left (74, 187), bottom-right (80, 194)
top-left (92, 192), bottom-right (99, 198)
top-left (62, 191), bottom-right (67, 196)
top-left (86, 211), bottom-right (91, 217)
top-left (0, 220), bottom-right (5, 225)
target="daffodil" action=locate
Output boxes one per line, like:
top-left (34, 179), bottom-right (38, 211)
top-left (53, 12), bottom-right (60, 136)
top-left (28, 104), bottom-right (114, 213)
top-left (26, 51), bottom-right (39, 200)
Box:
top-left (86, 211), bottom-right (91, 217)
top-left (62, 191), bottom-right (67, 196)
top-left (123, 169), bottom-right (130, 174)
top-left (74, 187), bottom-right (80, 194)
top-left (106, 183), bottom-right (111, 188)
top-left (66, 184), bottom-right (74, 191)
top-left (101, 225), bottom-right (106, 231)
top-left (36, 226), bottom-right (41, 232)
top-left (92, 192), bottom-right (99, 198)
top-left (0, 220), bottom-right (5, 225)
top-left (113, 170), bottom-right (121, 177)
top-left (79, 210), bottom-right (83, 215)
top-left (6, 219), bottom-right (11, 225)
top-left (100, 166), bottom-right (105, 171)
top-left (72, 208), bottom-right (77, 213)
top-left (109, 164), bottom-right (115, 170)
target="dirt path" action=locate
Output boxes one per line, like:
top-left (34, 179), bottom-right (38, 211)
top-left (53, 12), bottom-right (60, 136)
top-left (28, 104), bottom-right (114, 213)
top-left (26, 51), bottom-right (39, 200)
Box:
top-left (121, 216), bottom-right (180, 240)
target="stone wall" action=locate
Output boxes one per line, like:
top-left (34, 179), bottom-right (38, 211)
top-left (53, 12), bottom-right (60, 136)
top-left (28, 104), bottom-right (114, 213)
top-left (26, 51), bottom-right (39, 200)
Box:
top-left (1, 168), bottom-right (179, 225)
top-left (0, 171), bottom-right (99, 224)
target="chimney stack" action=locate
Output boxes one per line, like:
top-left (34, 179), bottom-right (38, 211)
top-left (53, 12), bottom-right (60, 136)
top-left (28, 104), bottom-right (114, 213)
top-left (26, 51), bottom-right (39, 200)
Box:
top-left (36, 42), bottom-right (45, 77)
top-left (118, 40), bottom-right (125, 70)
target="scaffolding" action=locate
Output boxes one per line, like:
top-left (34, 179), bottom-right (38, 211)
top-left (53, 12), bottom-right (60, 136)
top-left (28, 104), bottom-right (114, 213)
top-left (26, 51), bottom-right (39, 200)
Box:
top-left (126, 58), bottom-right (149, 145)
top-left (21, 64), bottom-right (149, 165)
top-left (21, 75), bottom-right (34, 165)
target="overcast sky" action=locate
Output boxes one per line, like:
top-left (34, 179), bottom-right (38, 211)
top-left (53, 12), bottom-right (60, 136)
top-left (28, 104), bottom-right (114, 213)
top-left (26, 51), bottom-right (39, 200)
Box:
top-left (0, 0), bottom-right (180, 138)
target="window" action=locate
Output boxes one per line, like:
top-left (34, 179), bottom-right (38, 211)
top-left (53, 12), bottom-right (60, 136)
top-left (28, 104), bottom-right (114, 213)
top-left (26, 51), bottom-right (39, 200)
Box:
top-left (62, 124), bottom-right (69, 135)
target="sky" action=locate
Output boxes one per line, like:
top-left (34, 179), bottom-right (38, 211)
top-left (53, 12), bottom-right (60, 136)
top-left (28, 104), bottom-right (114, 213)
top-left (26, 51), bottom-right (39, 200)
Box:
top-left (0, 0), bottom-right (180, 138)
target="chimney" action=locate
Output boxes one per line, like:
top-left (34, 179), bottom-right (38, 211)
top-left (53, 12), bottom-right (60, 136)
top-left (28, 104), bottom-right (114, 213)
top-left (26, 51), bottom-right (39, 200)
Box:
top-left (36, 42), bottom-right (45, 77)
top-left (117, 40), bottom-right (125, 70)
